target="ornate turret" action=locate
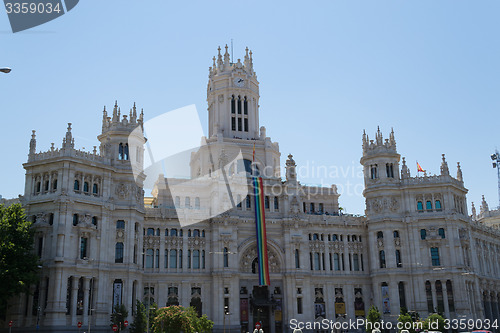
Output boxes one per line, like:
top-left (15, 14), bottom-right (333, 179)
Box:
top-left (480, 195), bottom-right (489, 215)
top-left (471, 202), bottom-right (477, 220)
top-left (440, 154), bottom-right (449, 176)
top-left (457, 162), bottom-right (463, 182)
top-left (362, 126), bottom-right (397, 156)
top-left (401, 157), bottom-right (410, 179)
top-left (285, 154), bottom-right (297, 183)
top-left (29, 130), bottom-right (36, 156)
top-left (62, 123), bottom-right (74, 149)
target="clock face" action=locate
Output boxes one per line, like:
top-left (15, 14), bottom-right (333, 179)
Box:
top-left (234, 77), bottom-right (245, 87)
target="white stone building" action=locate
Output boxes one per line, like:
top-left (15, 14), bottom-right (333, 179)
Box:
top-left (4, 46), bottom-right (500, 333)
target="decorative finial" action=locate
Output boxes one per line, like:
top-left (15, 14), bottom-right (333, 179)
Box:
top-left (67, 123), bottom-right (72, 132)
top-left (457, 162), bottom-right (463, 182)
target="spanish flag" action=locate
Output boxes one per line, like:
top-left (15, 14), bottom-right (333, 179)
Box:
top-left (417, 162), bottom-right (425, 173)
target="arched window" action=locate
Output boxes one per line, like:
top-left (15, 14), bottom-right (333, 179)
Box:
top-left (420, 229), bottom-right (427, 240)
top-left (435, 200), bottom-right (442, 210)
top-left (313, 252), bottom-right (320, 270)
top-left (352, 235), bottom-right (357, 242)
top-left (118, 143), bottom-right (123, 160)
top-left (156, 228), bottom-right (160, 236)
top-left (386, 163), bottom-right (394, 178)
top-left (73, 214), bottom-right (78, 226)
top-left (92, 183), bottom-right (98, 195)
top-left (74, 180), bottom-right (80, 191)
top-left (379, 250), bottom-right (386, 268)
top-left (243, 96), bottom-right (248, 115)
top-left (83, 182), bottom-right (89, 193)
top-left (426, 201), bottom-right (432, 210)
top-left (52, 179), bottom-right (58, 190)
top-left (193, 229), bottom-right (200, 237)
top-left (165, 229), bottom-right (169, 236)
top-left (117, 220), bottom-right (125, 229)
top-left (438, 228), bottom-right (445, 239)
top-left (252, 258), bottom-right (258, 274)
top-left (393, 230), bottom-right (400, 238)
top-left (425, 281), bottom-right (433, 313)
top-left (44, 180), bottom-right (49, 192)
top-left (193, 250), bottom-right (200, 269)
top-left (353, 254), bottom-right (360, 271)
top-left (147, 228), bottom-right (154, 236)
top-left (170, 229), bottom-right (177, 237)
top-left (237, 95), bottom-right (242, 114)
top-left (115, 243), bottom-right (124, 263)
top-left (332, 234), bottom-right (338, 241)
top-left (370, 165), bottom-right (378, 179)
top-left (124, 144), bottom-right (129, 160)
top-left (170, 249), bottom-right (177, 268)
top-left (231, 95), bottom-right (235, 114)
top-left (333, 253), bottom-right (340, 270)
top-left (178, 249), bottom-right (183, 268)
top-left (395, 249), bottom-right (402, 267)
top-left (313, 233), bottom-right (319, 241)
top-left (223, 247), bottom-right (229, 268)
top-left (145, 249), bottom-right (154, 268)
top-left (446, 280), bottom-right (455, 312)
top-left (417, 201), bottom-right (423, 211)
top-left (377, 231), bottom-right (384, 239)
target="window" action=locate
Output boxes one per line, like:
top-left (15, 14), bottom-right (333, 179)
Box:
top-left (185, 197), bottom-right (190, 208)
top-left (74, 180), bottom-right (80, 191)
top-left (170, 249), bottom-right (177, 268)
top-left (426, 200), bottom-right (432, 210)
top-left (353, 254), bottom-right (360, 271)
top-left (187, 250), bottom-right (191, 268)
top-left (179, 249), bottom-right (183, 268)
top-left (170, 229), bottom-right (177, 237)
top-left (231, 117), bottom-right (236, 131)
top-left (44, 180), bottom-right (49, 192)
top-left (243, 96), bottom-right (248, 114)
top-left (115, 243), bottom-right (124, 263)
top-left (332, 234), bottom-right (338, 241)
top-left (386, 163), bottom-right (394, 178)
top-left (312, 233), bottom-right (319, 241)
top-left (193, 250), bottom-right (200, 269)
top-left (295, 249), bottom-right (300, 268)
top-left (238, 118), bottom-right (242, 131)
top-left (425, 281), bottom-right (433, 313)
top-left (446, 280), bottom-right (455, 312)
top-left (116, 220), bottom-right (125, 229)
top-left (274, 197), bottom-right (279, 211)
top-left (223, 247), bottom-right (229, 268)
top-left (231, 95), bottom-right (235, 113)
top-left (80, 237), bottom-right (88, 259)
top-left (35, 181), bottom-right (41, 193)
top-left (310, 203), bottom-right (315, 213)
top-left (438, 228), bottom-right (445, 239)
top-left (420, 229), bottom-right (427, 240)
top-left (393, 230), bottom-right (399, 238)
top-left (49, 213), bottom-right (54, 225)
top-left (435, 200), bottom-right (442, 210)
top-left (377, 231), bottom-right (384, 239)
top-left (370, 165), bottom-right (378, 179)
top-left (195, 197), bottom-right (200, 209)
top-left (119, 143), bottom-right (123, 160)
top-left (417, 201), bottom-right (423, 211)
top-left (395, 249), bottom-right (402, 267)
top-left (92, 183), bottom-right (98, 195)
top-left (237, 96), bottom-right (242, 114)
top-left (314, 252), bottom-right (320, 270)
top-left (334, 253), bottom-right (340, 271)
top-left (244, 118), bottom-right (248, 132)
top-left (147, 228), bottom-right (154, 236)
top-left (145, 249), bottom-right (154, 268)
top-left (202, 250), bottom-right (205, 269)
top-left (164, 249), bottom-right (168, 268)
top-left (224, 297), bottom-right (230, 315)
top-left (164, 229), bottom-right (169, 236)
top-left (319, 203), bottom-right (324, 213)
top-left (37, 237), bottom-right (43, 258)
top-left (435, 280), bottom-right (444, 313)
top-left (92, 216), bottom-right (97, 227)
top-left (264, 196), bottom-right (270, 210)
top-left (431, 247), bottom-right (440, 266)
top-left (297, 297), bottom-right (303, 314)
top-left (379, 250), bottom-right (386, 268)
top-left (398, 282), bottom-right (407, 310)
top-left (73, 214), bottom-right (78, 226)
top-left (52, 179), bottom-right (58, 190)
top-left (246, 195), bottom-right (251, 209)
top-left (83, 182), bottom-right (89, 193)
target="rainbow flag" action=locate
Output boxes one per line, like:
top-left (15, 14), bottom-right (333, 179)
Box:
top-left (252, 176), bottom-right (270, 286)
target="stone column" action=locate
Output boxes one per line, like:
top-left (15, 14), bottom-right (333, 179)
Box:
top-left (431, 282), bottom-right (438, 313)
top-left (83, 277), bottom-right (89, 326)
top-left (71, 276), bottom-right (79, 326)
top-left (442, 284), bottom-right (450, 319)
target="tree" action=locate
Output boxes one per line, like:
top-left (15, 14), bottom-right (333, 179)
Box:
top-left (0, 204), bottom-right (39, 318)
top-left (130, 300), bottom-right (147, 333)
top-left (110, 304), bottom-right (129, 331)
top-left (152, 305), bottom-right (213, 333)
top-left (423, 313), bottom-right (445, 332)
top-left (366, 305), bottom-right (382, 333)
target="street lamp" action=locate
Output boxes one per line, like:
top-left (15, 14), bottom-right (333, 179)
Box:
top-left (491, 150), bottom-right (500, 209)
top-left (0, 67), bottom-right (11, 73)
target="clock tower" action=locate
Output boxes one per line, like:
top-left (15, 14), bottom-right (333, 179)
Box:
top-left (207, 45), bottom-right (260, 140)
top-left (190, 46), bottom-right (281, 179)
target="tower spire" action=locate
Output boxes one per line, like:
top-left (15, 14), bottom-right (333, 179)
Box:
top-left (29, 130), bottom-right (36, 155)
top-left (440, 154), bottom-right (449, 176)
top-left (457, 162), bottom-right (463, 182)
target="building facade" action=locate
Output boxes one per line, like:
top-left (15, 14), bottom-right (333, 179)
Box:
top-left (4, 47), bottom-right (500, 333)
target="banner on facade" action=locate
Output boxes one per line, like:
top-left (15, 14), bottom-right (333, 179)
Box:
top-left (381, 285), bottom-right (390, 314)
top-left (240, 298), bottom-right (248, 322)
top-left (113, 281), bottom-right (122, 309)
top-left (335, 302), bottom-right (346, 315)
top-left (274, 298), bottom-right (282, 322)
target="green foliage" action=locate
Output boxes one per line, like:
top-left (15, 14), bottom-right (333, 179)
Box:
top-left (366, 305), bottom-right (382, 333)
top-left (130, 300), bottom-right (147, 333)
top-left (424, 313), bottom-right (445, 332)
top-left (110, 304), bottom-right (129, 330)
top-left (152, 305), bottom-right (213, 333)
top-left (0, 204), bottom-right (39, 317)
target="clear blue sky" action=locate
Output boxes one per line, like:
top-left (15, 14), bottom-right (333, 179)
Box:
top-left (1, 0), bottom-right (499, 214)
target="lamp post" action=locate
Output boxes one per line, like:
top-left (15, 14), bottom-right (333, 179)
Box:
top-left (0, 67), bottom-right (11, 73)
top-left (491, 150), bottom-right (500, 209)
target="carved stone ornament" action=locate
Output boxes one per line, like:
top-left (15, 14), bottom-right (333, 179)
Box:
top-left (218, 94), bottom-right (224, 103)
top-left (116, 184), bottom-right (129, 199)
top-left (240, 244), bottom-right (281, 273)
